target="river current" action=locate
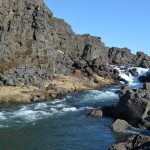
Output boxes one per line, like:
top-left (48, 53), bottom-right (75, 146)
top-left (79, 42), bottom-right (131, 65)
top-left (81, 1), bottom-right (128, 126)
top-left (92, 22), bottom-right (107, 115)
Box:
top-left (0, 86), bottom-right (121, 150)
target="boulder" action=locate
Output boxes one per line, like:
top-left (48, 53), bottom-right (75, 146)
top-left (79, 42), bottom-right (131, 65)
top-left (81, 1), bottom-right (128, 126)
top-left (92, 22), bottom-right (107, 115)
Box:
top-left (87, 109), bottom-right (103, 117)
top-left (117, 76), bottom-right (128, 84)
top-left (112, 119), bottom-right (131, 132)
top-left (115, 85), bottom-right (149, 125)
top-left (115, 98), bottom-right (147, 125)
top-left (31, 94), bottom-right (45, 102)
top-left (85, 67), bottom-right (93, 76)
top-left (102, 105), bottom-right (115, 117)
top-left (129, 68), bottom-right (138, 76)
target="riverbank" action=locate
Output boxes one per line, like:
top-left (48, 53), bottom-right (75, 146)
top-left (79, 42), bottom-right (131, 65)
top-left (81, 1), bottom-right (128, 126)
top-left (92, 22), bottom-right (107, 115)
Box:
top-left (0, 73), bottom-right (115, 103)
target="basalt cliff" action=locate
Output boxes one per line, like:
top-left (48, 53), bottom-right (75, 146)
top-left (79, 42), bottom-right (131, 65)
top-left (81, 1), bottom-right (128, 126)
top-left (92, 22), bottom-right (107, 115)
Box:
top-left (0, 0), bottom-right (150, 103)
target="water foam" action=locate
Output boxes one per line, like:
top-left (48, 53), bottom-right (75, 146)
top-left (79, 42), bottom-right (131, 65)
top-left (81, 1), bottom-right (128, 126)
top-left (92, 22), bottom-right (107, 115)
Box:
top-left (62, 107), bottom-right (77, 112)
top-left (122, 127), bottom-right (145, 135)
top-left (0, 99), bottom-right (81, 126)
top-left (83, 90), bottom-right (119, 102)
top-left (0, 112), bottom-right (7, 120)
top-left (114, 66), bottom-right (149, 88)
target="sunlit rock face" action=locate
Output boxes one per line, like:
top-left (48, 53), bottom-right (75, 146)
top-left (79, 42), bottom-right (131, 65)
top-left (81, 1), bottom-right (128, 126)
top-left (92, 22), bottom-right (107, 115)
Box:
top-left (108, 47), bottom-right (150, 68)
top-left (0, 0), bottom-right (108, 73)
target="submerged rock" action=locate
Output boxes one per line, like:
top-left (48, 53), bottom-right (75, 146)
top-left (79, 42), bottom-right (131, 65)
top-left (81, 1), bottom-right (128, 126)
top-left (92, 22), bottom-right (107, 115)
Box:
top-left (87, 109), bottom-right (103, 117)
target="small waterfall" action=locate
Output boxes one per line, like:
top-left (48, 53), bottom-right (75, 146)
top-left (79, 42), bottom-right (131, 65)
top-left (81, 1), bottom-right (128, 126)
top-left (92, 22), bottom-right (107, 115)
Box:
top-left (113, 66), bottom-right (150, 88)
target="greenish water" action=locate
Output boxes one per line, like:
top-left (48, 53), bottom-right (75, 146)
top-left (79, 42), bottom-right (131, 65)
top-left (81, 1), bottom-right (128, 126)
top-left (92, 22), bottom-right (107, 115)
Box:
top-left (0, 86), bottom-right (145, 150)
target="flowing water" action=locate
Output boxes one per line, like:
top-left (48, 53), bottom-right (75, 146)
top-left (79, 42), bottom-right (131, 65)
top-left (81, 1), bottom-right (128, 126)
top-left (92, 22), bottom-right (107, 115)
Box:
top-left (0, 67), bottom-right (150, 150)
top-left (0, 86), bottom-right (121, 150)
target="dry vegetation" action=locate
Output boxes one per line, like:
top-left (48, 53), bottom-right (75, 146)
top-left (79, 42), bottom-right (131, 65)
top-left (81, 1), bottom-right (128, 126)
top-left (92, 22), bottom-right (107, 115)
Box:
top-left (0, 74), bottom-right (115, 103)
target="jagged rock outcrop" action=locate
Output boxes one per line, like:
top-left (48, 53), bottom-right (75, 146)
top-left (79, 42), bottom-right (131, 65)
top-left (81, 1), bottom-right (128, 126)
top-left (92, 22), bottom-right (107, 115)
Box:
top-left (108, 47), bottom-right (150, 68)
top-left (108, 47), bottom-right (135, 67)
top-left (135, 51), bottom-right (150, 68)
top-left (0, 0), bottom-right (110, 86)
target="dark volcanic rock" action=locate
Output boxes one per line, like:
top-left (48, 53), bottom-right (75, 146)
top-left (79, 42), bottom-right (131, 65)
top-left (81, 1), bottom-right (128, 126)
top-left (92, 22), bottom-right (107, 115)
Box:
top-left (115, 85), bottom-right (149, 124)
top-left (0, 0), bottom-right (111, 85)
top-left (129, 68), bottom-right (138, 76)
top-left (82, 44), bottom-right (92, 62)
top-left (94, 77), bottom-right (150, 130)
top-left (108, 48), bottom-right (150, 68)
top-left (136, 52), bottom-right (150, 68)
top-left (139, 72), bottom-right (150, 83)
top-left (108, 47), bottom-right (134, 67)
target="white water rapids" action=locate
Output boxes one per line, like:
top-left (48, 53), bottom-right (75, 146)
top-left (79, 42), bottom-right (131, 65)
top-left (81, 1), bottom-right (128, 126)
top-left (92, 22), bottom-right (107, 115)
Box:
top-left (113, 66), bottom-right (150, 88)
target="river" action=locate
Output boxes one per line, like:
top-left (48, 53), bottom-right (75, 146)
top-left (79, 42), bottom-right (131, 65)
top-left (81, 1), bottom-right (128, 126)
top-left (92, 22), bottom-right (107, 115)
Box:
top-left (0, 86), bottom-right (122, 150)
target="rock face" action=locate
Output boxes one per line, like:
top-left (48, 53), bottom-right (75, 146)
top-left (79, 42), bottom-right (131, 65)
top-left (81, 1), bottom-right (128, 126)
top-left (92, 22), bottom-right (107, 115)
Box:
top-left (108, 47), bottom-right (134, 67)
top-left (108, 47), bottom-right (150, 68)
top-left (0, 64), bottom-right (47, 87)
top-left (0, 0), bottom-right (111, 86)
top-left (136, 52), bottom-right (150, 68)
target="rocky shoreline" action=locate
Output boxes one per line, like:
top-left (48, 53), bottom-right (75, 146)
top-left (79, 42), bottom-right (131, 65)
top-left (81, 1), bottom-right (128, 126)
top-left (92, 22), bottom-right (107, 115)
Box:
top-left (88, 67), bottom-right (150, 149)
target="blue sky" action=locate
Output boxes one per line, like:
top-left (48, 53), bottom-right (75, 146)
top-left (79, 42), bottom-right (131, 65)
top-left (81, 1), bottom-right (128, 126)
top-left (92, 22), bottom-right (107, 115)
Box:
top-left (45, 0), bottom-right (150, 55)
